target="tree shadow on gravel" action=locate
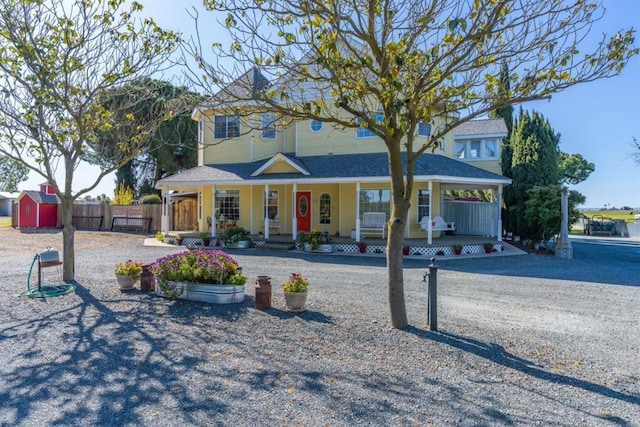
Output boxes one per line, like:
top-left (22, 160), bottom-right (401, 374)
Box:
top-left (406, 326), bottom-right (638, 425)
top-left (261, 307), bottom-right (335, 324)
top-left (0, 281), bottom-right (234, 426)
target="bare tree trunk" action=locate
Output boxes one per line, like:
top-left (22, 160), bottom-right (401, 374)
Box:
top-left (387, 218), bottom-right (408, 329)
top-left (60, 197), bottom-right (75, 282)
top-left (386, 142), bottom-right (410, 329)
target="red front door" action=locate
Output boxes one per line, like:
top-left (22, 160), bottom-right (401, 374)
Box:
top-left (296, 191), bottom-right (311, 233)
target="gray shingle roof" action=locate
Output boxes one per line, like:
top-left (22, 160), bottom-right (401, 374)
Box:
top-left (157, 152), bottom-right (509, 186)
top-left (203, 67), bottom-right (269, 106)
top-left (453, 118), bottom-right (507, 137)
top-left (24, 190), bottom-right (59, 204)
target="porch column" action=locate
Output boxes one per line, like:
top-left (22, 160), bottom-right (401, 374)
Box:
top-left (355, 181), bottom-right (361, 242)
top-left (211, 185), bottom-right (217, 238)
top-left (292, 182), bottom-right (297, 240)
top-left (427, 181), bottom-right (433, 245)
top-left (264, 184), bottom-right (270, 240)
top-left (161, 186), bottom-right (170, 234)
top-left (497, 185), bottom-right (503, 242)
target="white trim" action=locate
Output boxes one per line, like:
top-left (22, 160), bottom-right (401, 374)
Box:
top-left (453, 132), bottom-right (506, 139)
top-left (250, 153), bottom-right (311, 177)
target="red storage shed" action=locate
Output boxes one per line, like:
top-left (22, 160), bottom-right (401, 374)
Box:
top-left (16, 183), bottom-right (60, 228)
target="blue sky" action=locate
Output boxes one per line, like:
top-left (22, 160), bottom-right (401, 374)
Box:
top-left (18, 0), bottom-right (640, 209)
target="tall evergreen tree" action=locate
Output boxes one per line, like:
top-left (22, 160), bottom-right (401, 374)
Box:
top-left (489, 61), bottom-right (516, 233)
top-left (510, 109), bottom-right (560, 239)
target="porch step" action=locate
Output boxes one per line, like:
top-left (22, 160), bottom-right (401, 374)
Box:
top-left (257, 241), bottom-right (296, 251)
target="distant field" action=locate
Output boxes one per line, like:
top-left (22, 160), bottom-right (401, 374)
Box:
top-left (580, 209), bottom-right (638, 223)
top-left (0, 216), bottom-right (10, 227)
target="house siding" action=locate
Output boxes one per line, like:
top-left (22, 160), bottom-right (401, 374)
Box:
top-left (296, 118), bottom-right (388, 157)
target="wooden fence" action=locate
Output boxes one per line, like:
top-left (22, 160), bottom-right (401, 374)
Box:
top-left (71, 204), bottom-right (163, 233)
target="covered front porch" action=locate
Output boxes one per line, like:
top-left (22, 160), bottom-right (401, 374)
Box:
top-left (156, 152), bottom-right (512, 244)
top-left (167, 232), bottom-right (509, 257)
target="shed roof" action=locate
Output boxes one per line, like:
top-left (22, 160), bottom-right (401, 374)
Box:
top-left (20, 190), bottom-right (60, 204)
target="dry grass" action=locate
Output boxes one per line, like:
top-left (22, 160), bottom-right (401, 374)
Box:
top-left (580, 209), bottom-right (638, 223)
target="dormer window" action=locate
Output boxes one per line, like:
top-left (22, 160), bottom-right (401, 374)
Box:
top-left (214, 115), bottom-right (240, 139)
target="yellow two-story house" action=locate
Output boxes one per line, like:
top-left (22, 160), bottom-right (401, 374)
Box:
top-left (156, 68), bottom-right (510, 244)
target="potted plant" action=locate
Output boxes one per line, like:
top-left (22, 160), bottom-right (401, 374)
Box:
top-left (155, 231), bottom-right (164, 243)
top-left (114, 260), bottom-right (144, 290)
top-left (296, 232), bottom-right (308, 250)
top-left (303, 229), bottom-right (333, 252)
top-left (150, 249), bottom-right (247, 303)
top-left (483, 242), bottom-right (495, 253)
top-left (220, 225), bottom-right (251, 248)
top-left (199, 232), bottom-right (212, 247)
top-left (402, 246), bottom-right (410, 256)
top-left (357, 241), bottom-right (368, 253)
top-left (175, 235), bottom-right (183, 246)
top-left (452, 244), bottom-right (463, 255)
top-left (282, 272), bottom-right (309, 312)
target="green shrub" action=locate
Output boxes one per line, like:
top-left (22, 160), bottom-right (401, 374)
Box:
top-left (139, 194), bottom-right (161, 204)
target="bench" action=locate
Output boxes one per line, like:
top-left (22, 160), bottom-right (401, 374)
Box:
top-left (268, 216), bottom-right (280, 234)
top-left (72, 215), bottom-right (104, 230)
top-left (361, 212), bottom-right (387, 238)
top-left (111, 216), bottom-right (152, 233)
top-left (420, 216), bottom-right (456, 235)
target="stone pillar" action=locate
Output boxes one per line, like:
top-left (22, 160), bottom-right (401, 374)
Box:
top-left (555, 188), bottom-right (573, 259)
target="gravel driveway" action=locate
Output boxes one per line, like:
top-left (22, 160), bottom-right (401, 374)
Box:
top-left (0, 228), bottom-right (638, 426)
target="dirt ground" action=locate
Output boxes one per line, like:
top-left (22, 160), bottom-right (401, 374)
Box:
top-left (0, 227), bottom-right (149, 258)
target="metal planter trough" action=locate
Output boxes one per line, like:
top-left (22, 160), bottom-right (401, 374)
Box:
top-left (156, 282), bottom-right (245, 304)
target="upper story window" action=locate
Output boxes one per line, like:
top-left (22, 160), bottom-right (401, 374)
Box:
top-left (214, 115), bottom-right (240, 139)
top-left (454, 138), bottom-right (498, 160)
top-left (261, 113), bottom-right (276, 139)
top-left (356, 113), bottom-right (384, 138)
top-left (198, 119), bottom-right (204, 144)
top-left (310, 119), bottom-right (323, 132)
top-left (418, 122), bottom-right (431, 137)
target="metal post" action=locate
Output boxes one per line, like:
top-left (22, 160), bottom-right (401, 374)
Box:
top-left (428, 257), bottom-right (438, 331)
top-left (422, 257), bottom-right (438, 331)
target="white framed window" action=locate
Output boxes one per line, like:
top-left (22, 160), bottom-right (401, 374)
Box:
top-left (264, 190), bottom-right (278, 220)
top-left (261, 113), bottom-right (276, 139)
top-left (215, 190), bottom-right (240, 221)
top-left (310, 119), bottom-right (323, 132)
top-left (359, 189), bottom-right (390, 219)
top-left (198, 119), bottom-right (204, 144)
top-left (417, 189), bottom-right (430, 222)
top-left (319, 193), bottom-right (331, 224)
top-left (356, 113), bottom-right (384, 138)
top-left (214, 115), bottom-right (240, 139)
top-left (454, 138), bottom-right (498, 160)
top-left (418, 122), bottom-right (431, 137)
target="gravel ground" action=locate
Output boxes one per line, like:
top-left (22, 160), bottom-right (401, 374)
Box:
top-left (0, 228), bottom-right (638, 426)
